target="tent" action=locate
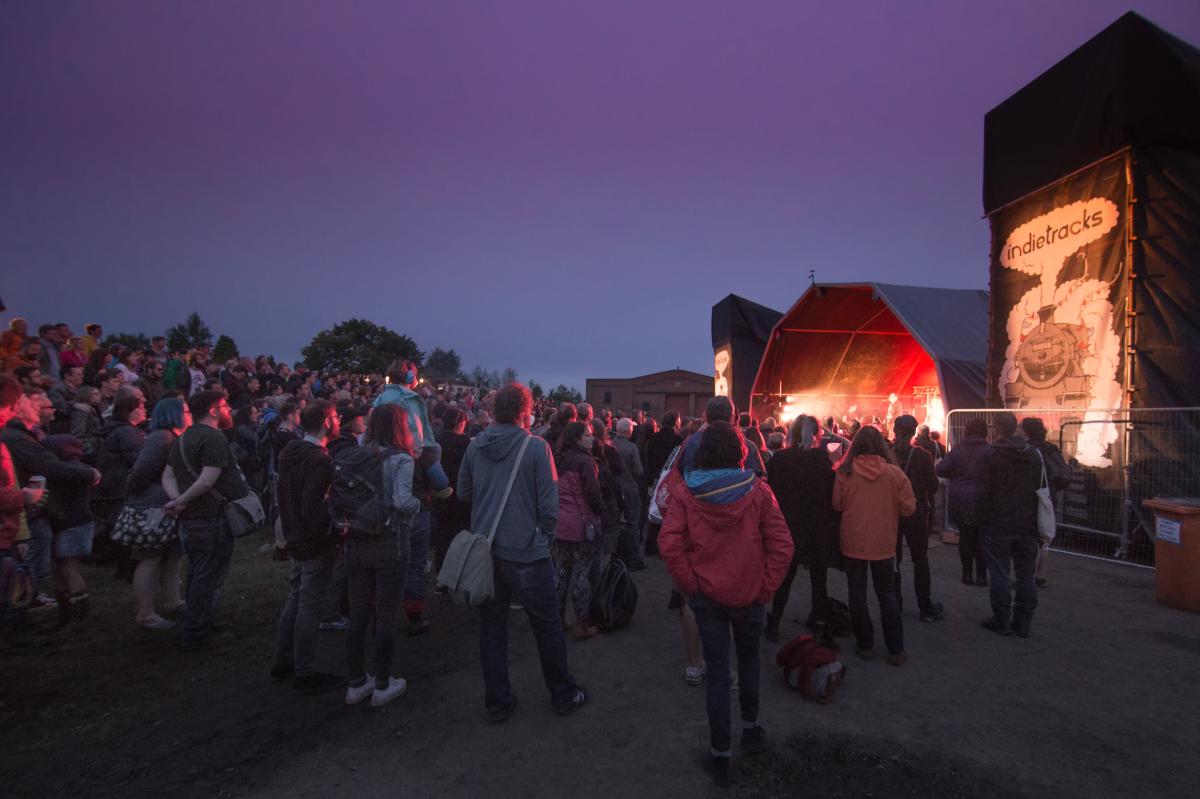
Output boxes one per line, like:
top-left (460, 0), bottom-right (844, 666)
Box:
top-left (749, 283), bottom-right (989, 431)
top-left (710, 294), bottom-right (783, 414)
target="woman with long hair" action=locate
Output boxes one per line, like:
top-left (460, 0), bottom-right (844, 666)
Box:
top-left (343, 404), bottom-right (421, 708)
top-left (552, 421), bottom-right (605, 639)
top-left (832, 425), bottom-right (915, 665)
top-left (124, 398), bottom-right (192, 629)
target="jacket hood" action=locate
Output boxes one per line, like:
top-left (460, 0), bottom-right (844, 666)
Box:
top-left (686, 468), bottom-right (756, 505)
top-left (473, 423), bottom-right (529, 462)
top-left (374, 384), bottom-right (417, 406)
top-left (852, 454), bottom-right (886, 480)
top-left (95, 419), bottom-right (127, 438)
top-left (278, 438), bottom-right (327, 472)
top-left (993, 436), bottom-right (1036, 461)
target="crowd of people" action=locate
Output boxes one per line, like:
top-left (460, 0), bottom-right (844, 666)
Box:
top-left (0, 314), bottom-right (1067, 788)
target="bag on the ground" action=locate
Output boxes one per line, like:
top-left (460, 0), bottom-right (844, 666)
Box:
top-left (437, 436), bottom-right (532, 607)
top-left (1034, 450), bottom-right (1056, 543)
top-left (646, 444), bottom-right (681, 524)
top-left (588, 557), bottom-right (639, 631)
top-left (777, 633), bottom-right (846, 703)
top-left (110, 503), bottom-right (179, 549)
top-left (808, 597), bottom-right (852, 640)
top-left (330, 445), bottom-right (396, 536)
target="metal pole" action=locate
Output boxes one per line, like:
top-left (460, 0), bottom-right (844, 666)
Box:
top-left (1118, 150), bottom-right (1137, 559)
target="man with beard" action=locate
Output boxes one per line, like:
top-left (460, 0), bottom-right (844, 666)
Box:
top-left (163, 390), bottom-right (250, 651)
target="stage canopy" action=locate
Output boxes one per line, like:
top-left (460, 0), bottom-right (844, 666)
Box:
top-left (750, 283), bottom-right (989, 431)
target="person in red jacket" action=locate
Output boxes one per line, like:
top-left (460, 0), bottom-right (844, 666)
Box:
top-left (659, 421), bottom-right (793, 788)
top-left (832, 426), bottom-right (916, 666)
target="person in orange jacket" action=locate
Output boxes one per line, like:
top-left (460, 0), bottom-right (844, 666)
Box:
top-left (832, 425), bottom-right (917, 666)
top-left (658, 421), bottom-right (793, 788)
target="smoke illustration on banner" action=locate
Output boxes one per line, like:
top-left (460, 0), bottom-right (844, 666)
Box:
top-left (997, 194), bottom-right (1123, 467)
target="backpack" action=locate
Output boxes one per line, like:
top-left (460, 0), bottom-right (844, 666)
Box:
top-left (330, 445), bottom-right (398, 535)
top-left (806, 597), bottom-right (852, 642)
top-left (588, 557), bottom-right (639, 631)
top-left (776, 633), bottom-right (846, 703)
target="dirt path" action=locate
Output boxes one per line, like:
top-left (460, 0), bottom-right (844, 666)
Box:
top-left (4, 538), bottom-right (1199, 798)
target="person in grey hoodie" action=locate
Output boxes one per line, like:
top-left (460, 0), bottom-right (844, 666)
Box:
top-left (457, 382), bottom-right (587, 723)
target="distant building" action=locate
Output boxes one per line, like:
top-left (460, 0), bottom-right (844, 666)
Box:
top-left (585, 368), bottom-right (714, 420)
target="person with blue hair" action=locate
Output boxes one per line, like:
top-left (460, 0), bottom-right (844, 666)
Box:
top-left (123, 397), bottom-right (192, 630)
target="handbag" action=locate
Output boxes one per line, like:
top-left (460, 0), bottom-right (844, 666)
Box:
top-left (646, 444), bottom-right (682, 524)
top-left (110, 503), bottom-right (179, 549)
top-left (1034, 449), bottom-right (1056, 543)
top-left (178, 429), bottom-right (266, 538)
top-left (436, 435), bottom-right (532, 607)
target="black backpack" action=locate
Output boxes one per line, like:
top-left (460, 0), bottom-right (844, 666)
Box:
top-left (588, 558), bottom-right (639, 631)
top-left (330, 445), bottom-right (397, 535)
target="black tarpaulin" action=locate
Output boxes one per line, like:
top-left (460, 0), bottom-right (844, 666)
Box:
top-left (984, 12), bottom-right (1200, 215)
top-left (711, 294), bottom-right (783, 413)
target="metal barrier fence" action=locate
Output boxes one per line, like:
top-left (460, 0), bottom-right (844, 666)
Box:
top-left (944, 407), bottom-right (1200, 567)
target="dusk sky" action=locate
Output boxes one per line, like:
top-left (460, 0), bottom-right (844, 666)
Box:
top-left (4, 1), bottom-right (1200, 392)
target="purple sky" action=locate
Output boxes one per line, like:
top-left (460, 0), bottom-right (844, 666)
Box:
top-left (4, 1), bottom-right (1199, 392)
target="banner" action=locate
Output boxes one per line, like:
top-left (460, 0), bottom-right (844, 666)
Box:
top-left (987, 152), bottom-right (1126, 467)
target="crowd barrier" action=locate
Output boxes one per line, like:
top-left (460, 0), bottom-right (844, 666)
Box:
top-left (943, 408), bottom-right (1200, 567)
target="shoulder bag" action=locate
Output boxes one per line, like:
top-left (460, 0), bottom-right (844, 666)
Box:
top-left (436, 435), bottom-right (531, 607)
top-left (1033, 449), bottom-right (1056, 543)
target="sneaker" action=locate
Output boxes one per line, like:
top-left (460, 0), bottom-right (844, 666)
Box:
top-left (137, 614), bottom-right (175, 631)
top-left (981, 616), bottom-right (1012, 637)
top-left (487, 694), bottom-right (517, 724)
top-left (706, 754), bottom-right (732, 788)
top-left (432, 486), bottom-right (454, 500)
top-left (685, 663), bottom-right (706, 686)
top-left (740, 724), bottom-right (768, 754)
top-left (887, 652), bottom-right (909, 666)
top-left (919, 602), bottom-right (945, 622)
top-left (269, 662), bottom-right (294, 682)
top-left (856, 646), bottom-right (876, 661)
top-left (292, 672), bottom-right (345, 694)
top-left (345, 675), bottom-right (375, 705)
top-left (319, 616), bottom-right (349, 631)
top-left (370, 676), bottom-right (407, 707)
top-left (508, 602), bottom-right (524, 611)
top-left (553, 685), bottom-right (588, 716)
top-left (31, 593), bottom-right (58, 611)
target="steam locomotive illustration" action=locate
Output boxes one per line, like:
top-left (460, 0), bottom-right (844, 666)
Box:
top-left (1003, 305), bottom-right (1091, 409)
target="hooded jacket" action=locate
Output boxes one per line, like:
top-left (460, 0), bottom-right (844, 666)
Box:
top-left (95, 419), bottom-right (146, 501)
top-left (832, 455), bottom-right (917, 561)
top-left (658, 471), bottom-right (793, 608)
top-left (975, 437), bottom-right (1041, 539)
top-left (373, 384), bottom-right (436, 449)
top-left (935, 435), bottom-right (990, 515)
top-left (767, 444), bottom-right (841, 568)
top-left (457, 423), bottom-right (558, 563)
top-left (276, 438), bottom-right (335, 560)
top-left (554, 446), bottom-right (603, 543)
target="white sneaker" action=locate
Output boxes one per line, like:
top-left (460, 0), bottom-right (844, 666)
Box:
top-left (345, 674), bottom-right (375, 705)
top-left (137, 614), bottom-right (175, 630)
top-left (370, 676), bottom-right (408, 707)
top-left (685, 663), bottom-right (706, 686)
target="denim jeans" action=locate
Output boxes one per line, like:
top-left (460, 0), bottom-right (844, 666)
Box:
top-left (895, 514), bottom-right (933, 611)
top-left (273, 552), bottom-right (335, 677)
top-left (180, 517), bottom-right (234, 645)
top-left (479, 556), bottom-right (578, 712)
top-left (688, 593), bottom-right (763, 756)
top-left (984, 534), bottom-right (1039, 627)
top-left (346, 533), bottom-right (409, 687)
top-left (23, 514), bottom-right (53, 590)
top-left (845, 556), bottom-right (903, 655)
top-left (403, 510), bottom-right (432, 616)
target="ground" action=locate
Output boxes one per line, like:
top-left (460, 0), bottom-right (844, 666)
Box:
top-left (3, 537), bottom-right (1197, 799)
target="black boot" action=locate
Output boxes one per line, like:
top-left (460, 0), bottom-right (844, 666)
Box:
top-left (763, 613), bottom-right (780, 643)
top-left (981, 615), bottom-right (1011, 636)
